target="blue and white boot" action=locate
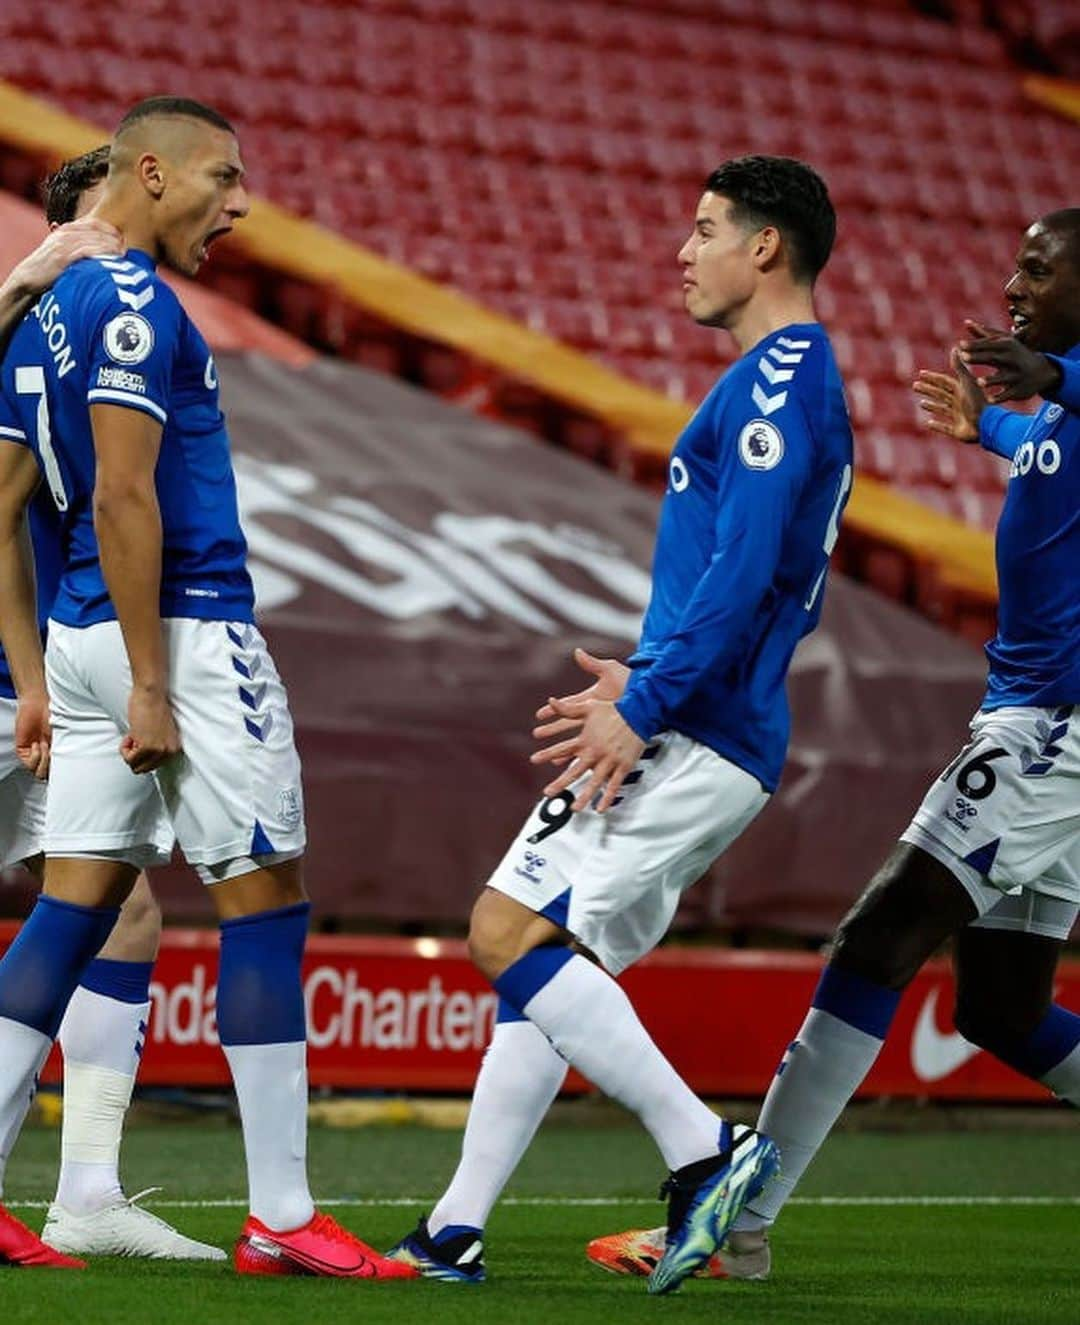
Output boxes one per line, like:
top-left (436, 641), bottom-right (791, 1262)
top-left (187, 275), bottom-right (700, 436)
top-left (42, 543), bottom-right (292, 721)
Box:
top-left (386, 1216), bottom-right (486, 1283)
top-left (648, 1123), bottom-right (780, 1295)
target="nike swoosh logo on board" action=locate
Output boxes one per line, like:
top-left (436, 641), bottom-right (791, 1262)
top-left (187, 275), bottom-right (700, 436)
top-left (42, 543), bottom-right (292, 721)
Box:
top-left (911, 987), bottom-right (981, 1082)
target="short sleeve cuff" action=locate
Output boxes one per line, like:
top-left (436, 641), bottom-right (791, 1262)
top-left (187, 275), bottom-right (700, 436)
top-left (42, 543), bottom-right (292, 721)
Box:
top-left (87, 390), bottom-right (167, 425)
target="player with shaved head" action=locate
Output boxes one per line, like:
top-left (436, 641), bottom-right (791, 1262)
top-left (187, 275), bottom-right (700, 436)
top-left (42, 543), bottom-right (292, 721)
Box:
top-left (0, 98), bottom-right (413, 1280)
top-left (0, 145), bottom-right (223, 1263)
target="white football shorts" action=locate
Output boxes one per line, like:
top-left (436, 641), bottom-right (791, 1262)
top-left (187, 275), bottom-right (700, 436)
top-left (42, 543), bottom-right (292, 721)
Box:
top-left (0, 696), bottom-right (46, 869)
top-left (902, 704), bottom-right (1080, 941)
top-left (486, 730), bottom-right (769, 976)
top-left (44, 618), bottom-right (305, 879)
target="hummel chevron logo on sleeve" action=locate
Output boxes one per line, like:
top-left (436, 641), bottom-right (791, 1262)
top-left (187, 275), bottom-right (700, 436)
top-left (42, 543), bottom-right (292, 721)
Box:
top-left (752, 383), bottom-right (788, 415)
top-left (758, 356), bottom-right (794, 386)
top-left (116, 286), bottom-right (155, 313)
top-left (108, 270), bottom-right (151, 288)
top-left (753, 333), bottom-right (814, 414)
top-left (97, 260), bottom-right (156, 312)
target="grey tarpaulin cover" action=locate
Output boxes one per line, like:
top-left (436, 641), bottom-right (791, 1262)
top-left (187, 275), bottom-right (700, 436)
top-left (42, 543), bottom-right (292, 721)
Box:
top-left (145, 353), bottom-right (987, 936)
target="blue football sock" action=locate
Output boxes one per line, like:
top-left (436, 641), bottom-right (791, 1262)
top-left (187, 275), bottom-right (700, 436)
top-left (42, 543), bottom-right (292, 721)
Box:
top-left (216, 903), bottom-right (314, 1230)
top-left (216, 902), bottom-right (309, 1046)
top-left (78, 957), bottom-right (154, 1005)
top-left (0, 895), bottom-right (119, 1195)
top-left (810, 963), bottom-right (902, 1038)
top-left (988, 1003), bottom-right (1080, 1083)
top-left (0, 895), bottom-right (119, 1037)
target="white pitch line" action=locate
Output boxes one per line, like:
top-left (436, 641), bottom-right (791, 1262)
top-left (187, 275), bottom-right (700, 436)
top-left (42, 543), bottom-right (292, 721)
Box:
top-left (3, 1195), bottom-right (1079, 1210)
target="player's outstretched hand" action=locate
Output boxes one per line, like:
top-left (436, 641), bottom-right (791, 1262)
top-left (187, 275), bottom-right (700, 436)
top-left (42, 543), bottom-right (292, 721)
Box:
top-left (533, 648), bottom-right (630, 743)
top-left (15, 691), bottom-right (51, 781)
top-left (531, 699), bottom-right (644, 814)
top-left (122, 685), bottom-right (182, 774)
top-left (13, 218), bottom-right (123, 296)
top-left (913, 348), bottom-right (984, 443)
top-left (959, 319), bottom-right (1062, 403)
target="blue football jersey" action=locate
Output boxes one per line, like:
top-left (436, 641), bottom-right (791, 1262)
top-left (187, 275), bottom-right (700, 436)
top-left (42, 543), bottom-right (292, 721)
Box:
top-left (0, 415), bottom-right (62, 701)
top-left (0, 249), bottom-right (254, 629)
top-left (616, 323), bottom-right (853, 792)
top-left (977, 343), bottom-right (1080, 709)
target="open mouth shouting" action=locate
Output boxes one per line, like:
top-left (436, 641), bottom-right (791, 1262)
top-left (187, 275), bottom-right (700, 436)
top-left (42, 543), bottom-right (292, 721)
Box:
top-left (198, 225), bottom-right (232, 264)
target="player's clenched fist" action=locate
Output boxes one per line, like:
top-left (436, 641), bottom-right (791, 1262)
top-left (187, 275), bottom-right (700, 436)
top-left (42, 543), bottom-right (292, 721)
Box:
top-left (121, 684), bottom-right (182, 774)
top-left (14, 691), bottom-right (50, 781)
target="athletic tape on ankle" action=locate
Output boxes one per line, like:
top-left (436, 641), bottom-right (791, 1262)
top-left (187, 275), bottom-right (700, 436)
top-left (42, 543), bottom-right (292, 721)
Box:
top-left (61, 1062), bottom-right (134, 1164)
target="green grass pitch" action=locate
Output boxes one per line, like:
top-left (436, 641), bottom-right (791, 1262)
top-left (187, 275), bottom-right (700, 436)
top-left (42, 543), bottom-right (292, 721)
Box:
top-left (2, 1114), bottom-right (1077, 1324)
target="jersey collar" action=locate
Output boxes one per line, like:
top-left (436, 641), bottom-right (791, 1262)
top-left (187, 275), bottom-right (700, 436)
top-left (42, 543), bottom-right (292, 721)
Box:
top-left (122, 248), bottom-right (158, 271)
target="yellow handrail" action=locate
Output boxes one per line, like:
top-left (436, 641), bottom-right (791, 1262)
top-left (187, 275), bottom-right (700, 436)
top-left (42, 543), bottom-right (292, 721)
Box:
top-left (0, 80), bottom-right (995, 599)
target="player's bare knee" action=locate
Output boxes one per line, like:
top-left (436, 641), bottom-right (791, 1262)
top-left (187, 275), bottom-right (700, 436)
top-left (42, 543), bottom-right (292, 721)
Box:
top-left (830, 915), bottom-right (914, 990)
top-left (831, 897), bottom-right (921, 989)
top-left (118, 873), bottom-right (162, 934)
top-left (208, 857), bottom-right (306, 919)
top-left (832, 843), bottom-right (976, 990)
top-left (467, 892), bottom-right (520, 981)
top-left (44, 856), bottom-right (138, 909)
top-left (96, 873), bottom-right (161, 961)
top-left (468, 889), bottom-right (565, 983)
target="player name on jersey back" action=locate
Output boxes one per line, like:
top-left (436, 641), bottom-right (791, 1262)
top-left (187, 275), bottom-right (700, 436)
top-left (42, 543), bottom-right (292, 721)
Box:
top-left (32, 290), bottom-right (78, 379)
top-left (0, 249), bottom-right (254, 629)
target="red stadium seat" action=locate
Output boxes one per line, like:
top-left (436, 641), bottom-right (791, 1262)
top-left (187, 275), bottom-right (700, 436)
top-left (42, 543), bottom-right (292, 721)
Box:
top-left (8, 0), bottom-right (1073, 538)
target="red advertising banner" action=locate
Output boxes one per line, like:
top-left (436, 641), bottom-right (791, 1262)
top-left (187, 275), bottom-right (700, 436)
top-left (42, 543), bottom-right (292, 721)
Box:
top-left (4, 926), bottom-right (1075, 1102)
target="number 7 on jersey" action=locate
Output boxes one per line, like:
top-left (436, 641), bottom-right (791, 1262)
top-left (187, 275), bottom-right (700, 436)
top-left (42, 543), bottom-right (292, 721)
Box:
top-left (15, 365), bottom-right (69, 512)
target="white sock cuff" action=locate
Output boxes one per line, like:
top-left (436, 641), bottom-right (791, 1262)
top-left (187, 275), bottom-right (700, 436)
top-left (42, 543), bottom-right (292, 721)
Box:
top-left (59, 988), bottom-right (150, 1077)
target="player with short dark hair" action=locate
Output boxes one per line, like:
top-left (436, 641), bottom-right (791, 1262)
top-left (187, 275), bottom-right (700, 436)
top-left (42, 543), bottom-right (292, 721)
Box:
top-left (588, 207), bottom-right (1080, 1280)
top-left (0, 97), bottom-right (413, 1280)
top-left (704, 155), bottom-right (836, 285)
top-left (42, 146), bottom-right (111, 227)
top-left (116, 95), bottom-right (235, 138)
top-left (387, 156), bottom-right (853, 1294)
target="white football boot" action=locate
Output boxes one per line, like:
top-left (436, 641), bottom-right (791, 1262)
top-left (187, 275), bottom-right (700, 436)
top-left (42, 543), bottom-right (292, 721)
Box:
top-left (41, 1190), bottom-right (226, 1260)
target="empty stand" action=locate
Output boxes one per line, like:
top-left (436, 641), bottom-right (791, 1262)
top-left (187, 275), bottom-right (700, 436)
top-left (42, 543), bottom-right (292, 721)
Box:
top-left (0, 0), bottom-right (1074, 536)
